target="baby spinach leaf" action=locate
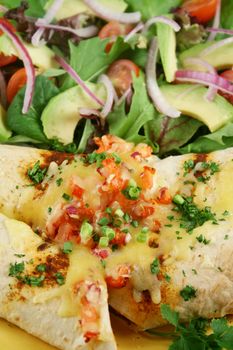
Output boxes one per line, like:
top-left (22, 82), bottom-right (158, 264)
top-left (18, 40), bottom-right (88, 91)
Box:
top-left (7, 75), bottom-right (59, 143)
top-left (1, 0), bottom-right (47, 17)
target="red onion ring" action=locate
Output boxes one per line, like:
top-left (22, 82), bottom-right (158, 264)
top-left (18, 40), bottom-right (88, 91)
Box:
top-left (0, 23), bottom-right (35, 114)
top-left (143, 16), bottom-right (181, 34)
top-left (98, 74), bottom-right (116, 118)
top-left (124, 22), bottom-right (144, 42)
top-left (35, 20), bottom-right (98, 38)
top-left (208, 0), bottom-right (221, 41)
top-left (83, 0), bottom-right (141, 23)
top-left (55, 55), bottom-right (104, 106)
top-left (146, 38), bottom-right (181, 118)
top-left (31, 0), bottom-right (64, 46)
top-left (175, 70), bottom-right (233, 96)
top-left (207, 27), bottom-right (233, 36)
top-left (184, 58), bottom-right (217, 101)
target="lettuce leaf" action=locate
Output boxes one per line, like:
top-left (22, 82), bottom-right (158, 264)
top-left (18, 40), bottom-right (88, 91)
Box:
top-left (62, 37), bottom-right (129, 90)
top-left (180, 122), bottom-right (233, 154)
top-left (145, 115), bottom-right (202, 156)
top-left (125, 0), bottom-right (182, 21)
top-left (1, 0), bottom-right (47, 17)
top-left (107, 74), bottom-right (155, 144)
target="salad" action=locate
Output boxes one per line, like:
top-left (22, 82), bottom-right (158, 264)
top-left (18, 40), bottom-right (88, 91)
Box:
top-left (0, 0), bottom-right (233, 157)
top-left (1, 1), bottom-right (233, 349)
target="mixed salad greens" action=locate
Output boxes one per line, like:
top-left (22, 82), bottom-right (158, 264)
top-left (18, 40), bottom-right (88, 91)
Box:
top-left (0, 0), bottom-right (233, 157)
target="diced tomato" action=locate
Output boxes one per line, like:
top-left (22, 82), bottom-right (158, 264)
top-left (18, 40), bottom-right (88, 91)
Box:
top-left (180, 0), bottom-right (218, 24)
top-left (72, 184), bottom-right (84, 198)
top-left (107, 59), bottom-right (140, 96)
top-left (98, 21), bottom-right (133, 53)
top-left (55, 221), bottom-right (78, 242)
top-left (219, 70), bottom-right (233, 104)
top-left (156, 187), bottom-right (172, 205)
top-left (152, 219), bottom-right (161, 233)
top-left (6, 68), bottom-right (27, 102)
top-left (84, 331), bottom-right (99, 342)
top-left (105, 275), bottom-right (127, 288)
top-left (110, 230), bottom-right (126, 246)
top-left (140, 166), bottom-right (156, 190)
top-left (0, 18), bottom-right (17, 67)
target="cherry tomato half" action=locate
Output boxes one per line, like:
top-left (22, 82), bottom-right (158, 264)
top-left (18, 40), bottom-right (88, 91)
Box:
top-left (107, 59), bottom-right (140, 96)
top-left (0, 18), bottom-right (17, 67)
top-left (98, 21), bottom-right (133, 53)
top-left (181, 0), bottom-right (218, 24)
top-left (6, 68), bottom-right (27, 103)
top-left (219, 70), bottom-right (233, 104)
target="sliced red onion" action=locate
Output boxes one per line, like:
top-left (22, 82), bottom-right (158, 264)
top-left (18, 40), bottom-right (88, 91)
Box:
top-left (0, 22), bottom-right (35, 114)
top-left (207, 27), bottom-right (233, 36)
top-left (83, 0), bottom-right (141, 23)
top-left (143, 16), bottom-right (181, 34)
top-left (0, 70), bottom-right (7, 109)
top-left (208, 0), bottom-right (221, 41)
top-left (31, 0), bottom-right (64, 46)
top-left (184, 57), bottom-right (217, 101)
top-left (35, 20), bottom-right (98, 38)
top-left (55, 55), bottom-right (104, 106)
top-left (201, 37), bottom-right (233, 57)
top-left (79, 108), bottom-right (100, 116)
top-left (98, 74), bottom-right (115, 118)
top-left (146, 38), bottom-right (181, 118)
top-left (124, 22), bottom-right (144, 42)
top-left (175, 70), bottom-right (233, 96)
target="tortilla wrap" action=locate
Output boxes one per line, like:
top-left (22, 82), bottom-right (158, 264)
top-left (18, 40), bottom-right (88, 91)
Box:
top-left (0, 136), bottom-right (233, 329)
top-left (0, 213), bottom-right (116, 349)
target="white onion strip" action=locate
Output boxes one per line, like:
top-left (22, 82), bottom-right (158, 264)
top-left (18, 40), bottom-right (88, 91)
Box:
top-left (175, 70), bottom-right (233, 96)
top-left (31, 0), bottom-right (64, 47)
top-left (83, 0), bottom-right (141, 24)
top-left (35, 20), bottom-right (98, 38)
top-left (55, 56), bottom-right (104, 106)
top-left (143, 16), bottom-right (181, 33)
top-left (79, 108), bottom-right (100, 116)
top-left (98, 74), bottom-right (115, 118)
top-left (124, 22), bottom-right (144, 42)
top-left (146, 38), bottom-right (181, 118)
top-left (0, 22), bottom-right (35, 114)
top-left (0, 5), bottom-right (8, 13)
top-left (201, 37), bottom-right (233, 57)
top-left (207, 27), bottom-right (233, 36)
top-left (184, 57), bottom-right (217, 101)
top-left (208, 0), bottom-right (221, 41)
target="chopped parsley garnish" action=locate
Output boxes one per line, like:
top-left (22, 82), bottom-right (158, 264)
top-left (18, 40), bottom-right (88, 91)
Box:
top-left (48, 207), bottom-right (52, 214)
top-left (56, 178), bottom-right (63, 187)
top-left (27, 161), bottom-right (47, 185)
top-left (154, 304), bottom-right (233, 350)
top-left (36, 264), bottom-right (47, 272)
top-left (180, 285), bottom-right (197, 301)
top-left (183, 159), bottom-right (195, 176)
top-left (150, 258), bottom-right (160, 275)
top-left (164, 273), bottom-right (171, 282)
top-left (183, 160), bottom-right (220, 183)
top-left (196, 234), bottom-right (210, 245)
top-left (83, 152), bottom-right (121, 167)
top-left (62, 241), bottom-right (73, 254)
top-left (23, 275), bottom-right (45, 287)
top-left (54, 272), bottom-right (65, 285)
top-left (173, 195), bottom-right (216, 232)
top-left (14, 254), bottom-right (25, 258)
top-left (9, 262), bottom-right (25, 278)
top-left (62, 193), bottom-right (72, 201)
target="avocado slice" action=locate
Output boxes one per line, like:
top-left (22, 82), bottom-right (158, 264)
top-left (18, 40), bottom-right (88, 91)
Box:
top-left (0, 35), bottom-right (57, 71)
top-left (160, 84), bottom-right (233, 132)
top-left (41, 82), bottom-right (106, 144)
top-left (179, 41), bottom-right (233, 71)
top-left (54, 0), bottom-right (127, 20)
top-left (0, 105), bottom-right (12, 142)
top-left (157, 18), bottom-right (177, 82)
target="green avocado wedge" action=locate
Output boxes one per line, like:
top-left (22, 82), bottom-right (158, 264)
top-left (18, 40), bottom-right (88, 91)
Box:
top-left (160, 84), bottom-right (233, 132)
top-left (179, 41), bottom-right (233, 71)
top-left (41, 82), bottom-right (106, 145)
top-left (0, 105), bottom-right (12, 142)
top-left (0, 35), bottom-right (57, 71)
